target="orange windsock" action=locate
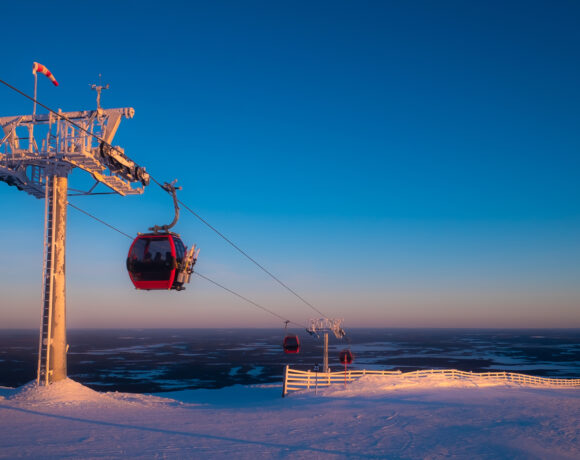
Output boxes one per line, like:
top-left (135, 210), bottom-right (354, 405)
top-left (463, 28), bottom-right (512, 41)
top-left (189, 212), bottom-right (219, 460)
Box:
top-left (32, 62), bottom-right (59, 87)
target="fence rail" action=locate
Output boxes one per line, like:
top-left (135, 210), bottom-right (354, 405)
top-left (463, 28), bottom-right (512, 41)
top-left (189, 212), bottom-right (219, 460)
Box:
top-left (282, 366), bottom-right (580, 397)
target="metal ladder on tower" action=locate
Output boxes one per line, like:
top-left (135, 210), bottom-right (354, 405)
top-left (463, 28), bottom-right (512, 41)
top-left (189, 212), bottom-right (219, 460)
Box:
top-left (30, 165), bottom-right (42, 187)
top-left (37, 175), bottom-right (55, 385)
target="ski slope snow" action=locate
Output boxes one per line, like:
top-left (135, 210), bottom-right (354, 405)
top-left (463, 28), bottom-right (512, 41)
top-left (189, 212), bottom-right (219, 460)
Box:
top-left (0, 375), bottom-right (578, 459)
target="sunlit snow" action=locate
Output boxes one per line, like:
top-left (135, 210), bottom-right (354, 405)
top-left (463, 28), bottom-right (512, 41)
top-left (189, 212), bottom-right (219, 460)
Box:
top-left (0, 375), bottom-right (578, 459)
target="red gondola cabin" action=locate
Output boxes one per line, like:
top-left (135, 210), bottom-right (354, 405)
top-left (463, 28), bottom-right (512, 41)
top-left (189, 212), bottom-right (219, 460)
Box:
top-left (283, 335), bottom-right (300, 354)
top-left (127, 233), bottom-right (192, 291)
top-left (339, 349), bottom-right (353, 365)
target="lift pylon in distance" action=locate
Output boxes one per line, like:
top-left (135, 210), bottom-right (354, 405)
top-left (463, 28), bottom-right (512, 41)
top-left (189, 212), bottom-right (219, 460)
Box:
top-left (307, 318), bottom-right (347, 373)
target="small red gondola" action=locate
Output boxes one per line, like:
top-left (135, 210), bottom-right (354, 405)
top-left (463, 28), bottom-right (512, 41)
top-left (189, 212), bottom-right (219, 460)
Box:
top-left (339, 349), bottom-right (353, 365)
top-left (283, 335), bottom-right (300, 354)
top-left (126, 232), bottom-right (196, 291)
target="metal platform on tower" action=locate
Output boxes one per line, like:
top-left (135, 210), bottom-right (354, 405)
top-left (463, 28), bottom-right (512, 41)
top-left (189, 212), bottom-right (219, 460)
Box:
top-left (0, 107), bottom-right (149, 198)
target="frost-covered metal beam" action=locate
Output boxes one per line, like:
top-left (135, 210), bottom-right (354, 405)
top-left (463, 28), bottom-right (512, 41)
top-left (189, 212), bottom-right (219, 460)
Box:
top-left (308, 318), bottom-right (346, 339)
top-left (0, 107), bottom-right (148, 197)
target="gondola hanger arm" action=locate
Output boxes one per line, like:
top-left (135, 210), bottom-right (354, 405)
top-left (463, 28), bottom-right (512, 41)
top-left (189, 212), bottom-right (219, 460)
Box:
top-left (149, 180), bottom-right (181, 233)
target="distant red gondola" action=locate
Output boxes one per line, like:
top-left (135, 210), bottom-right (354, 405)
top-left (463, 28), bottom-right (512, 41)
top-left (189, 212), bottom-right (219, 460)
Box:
top-left (339, 349), bottom-right (353, 365)
top-left (283, 335), bottom-right (300, 354)
top-left (126, 232), bottom-right (196, 291)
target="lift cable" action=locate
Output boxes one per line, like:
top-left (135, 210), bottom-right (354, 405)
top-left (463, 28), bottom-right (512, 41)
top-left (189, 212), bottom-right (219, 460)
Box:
top-left (150, 176), bottom-right (329, 319)
top-left (67, 203), bottom-right (133, 239)
top-left (66, 201), bottom-right (306, 329)
top-left (0, 78), bottom-right (328, 321)
top-left (194, 272), bottom-right (304, 327)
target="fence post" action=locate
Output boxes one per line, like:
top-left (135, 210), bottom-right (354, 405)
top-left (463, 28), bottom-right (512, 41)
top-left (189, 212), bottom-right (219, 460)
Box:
top-left (307, 371), bottom-right (311, 390)
top-left (282, 365), bottom-right (289, 398)
top-left (313, 364), bottom-right (321, 393)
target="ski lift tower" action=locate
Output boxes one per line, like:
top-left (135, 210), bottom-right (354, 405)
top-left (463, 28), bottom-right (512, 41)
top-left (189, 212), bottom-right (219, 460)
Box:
top-left (0, 82), bottom-right (149, 385)
top-left (307, 318), bottom-right (346, 373)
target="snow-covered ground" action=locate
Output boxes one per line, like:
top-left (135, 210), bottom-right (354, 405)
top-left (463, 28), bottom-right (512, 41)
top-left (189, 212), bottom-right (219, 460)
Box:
top-left (0, 375), bottom-right (578, 459)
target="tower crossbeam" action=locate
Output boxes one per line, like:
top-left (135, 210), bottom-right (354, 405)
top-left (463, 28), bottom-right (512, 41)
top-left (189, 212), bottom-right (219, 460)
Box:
top-left (0, 107), bottom-right (149, 198)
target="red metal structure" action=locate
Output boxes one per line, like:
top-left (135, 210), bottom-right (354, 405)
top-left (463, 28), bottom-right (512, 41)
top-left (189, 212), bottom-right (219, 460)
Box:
top-left (127, 232), bottom-right (192, 290)
top-left (339, 349), bottom-right (353, 365)
top-left (126, 181), bottom-right (198, 291)
top-left (283, 335), bottom-right (300, 354)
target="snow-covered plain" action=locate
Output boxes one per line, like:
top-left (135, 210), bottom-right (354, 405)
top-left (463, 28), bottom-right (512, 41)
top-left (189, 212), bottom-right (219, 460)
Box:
top-left (0, 375), bottom-right (578, 459)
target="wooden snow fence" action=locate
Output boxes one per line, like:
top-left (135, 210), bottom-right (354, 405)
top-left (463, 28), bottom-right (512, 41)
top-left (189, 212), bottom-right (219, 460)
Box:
top-left (282, 366), bottom-right (402, 397)
top-left (281, 366), bottom-right (580, 397)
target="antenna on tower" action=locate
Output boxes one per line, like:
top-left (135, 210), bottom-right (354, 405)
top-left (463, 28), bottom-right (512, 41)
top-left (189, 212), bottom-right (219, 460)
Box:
top-left (90, 74), bottom-right (109, 110)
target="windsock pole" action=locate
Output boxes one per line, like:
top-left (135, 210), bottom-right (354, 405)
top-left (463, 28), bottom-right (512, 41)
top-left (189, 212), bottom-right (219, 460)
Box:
top-left (33, 71), bottom-right (38, 118)
top-left (30, 69), bottom-right (38, 153)
top-left (31, 62), bottom-right (59, 152)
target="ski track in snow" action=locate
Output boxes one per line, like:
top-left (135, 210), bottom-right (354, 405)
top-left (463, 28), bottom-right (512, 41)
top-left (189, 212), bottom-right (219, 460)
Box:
top-left (0, 377), bottom-right (578, 459)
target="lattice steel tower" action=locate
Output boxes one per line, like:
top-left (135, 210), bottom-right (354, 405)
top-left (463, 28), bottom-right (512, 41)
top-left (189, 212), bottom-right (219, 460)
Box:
top-left (307, 318), bottom-right (346, 372)
top-left (0, 85), bottom-right (149, 385)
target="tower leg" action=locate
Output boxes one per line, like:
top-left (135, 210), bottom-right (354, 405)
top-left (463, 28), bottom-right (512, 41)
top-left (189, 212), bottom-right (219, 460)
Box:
top-left (38, 174), bottom-right (68, 385)
top-left (323, 332), bottom-right (329, 373)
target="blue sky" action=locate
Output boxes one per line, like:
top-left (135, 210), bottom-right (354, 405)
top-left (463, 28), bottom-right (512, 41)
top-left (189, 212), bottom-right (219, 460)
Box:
top-left (1, 1), bottom-right (579, 328)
